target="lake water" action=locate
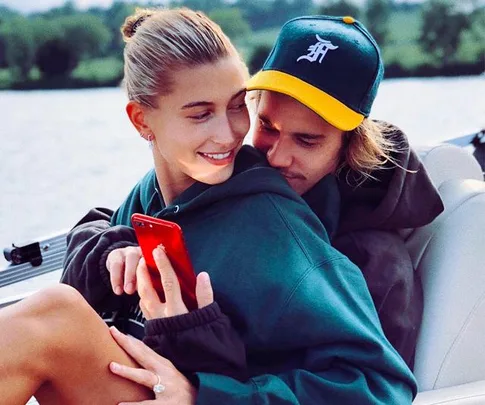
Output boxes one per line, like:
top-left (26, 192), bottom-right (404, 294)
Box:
top-left (0, 76), bottom-right (484, 265)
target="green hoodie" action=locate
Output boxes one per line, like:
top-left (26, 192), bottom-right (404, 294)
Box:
top-left (112, 146), bottom-right (417, 404)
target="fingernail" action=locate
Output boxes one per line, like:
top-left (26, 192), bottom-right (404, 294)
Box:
top-left (125, 282), bottom-right (134, 293)
top-left (200, 272), bottom-right (210, 284)
top-left (114, 286), bottom-right (122, 295)
top-left (153, 245), bottom-right (164, 259)
top-left (110, 326), bottom-right (120, 335)
top-left (110, 362), bottom-right (120, 371)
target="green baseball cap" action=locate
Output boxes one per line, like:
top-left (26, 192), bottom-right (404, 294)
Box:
top-left (246, 15), bottom-right (384, 131)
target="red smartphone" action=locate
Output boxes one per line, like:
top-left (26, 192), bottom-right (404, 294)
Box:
top-left (131, 213), bottom-right (197, 310)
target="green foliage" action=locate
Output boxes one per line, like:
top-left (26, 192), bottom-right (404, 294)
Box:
top-left (233, 0), bottom-right (274, 30)
top-left (382, 41), bottom-right (435, 68)
top-left (35, 0), bottom-right (77, 19)
top-left (419, 0), bottom-right (472, 64)
top-left (0, 12), bottom-right (112, 80)
top-left (210, 8), bottom-right (251, 40)
top-left (103, 1), bottom-right (137, 56)
top-left (30, 17), bottom-right (64, 48)
top-left (171, 0), bottom-right (225, 13)
top-left (0, 5), bottom-right (20, 22)
top-left (57, 14), bottom-right (112, 60)
top-left (386, 7), bottom-right (422, 43)
top-left (269, 0), bottom-right (314, 26)
top-left (365, 0), bottom-right (391, 47)
top-left (468, 6), bottom-right (485, 57)
top-left (0, 0), bottom-right (482, 88)
top-left (318, 0), bottom-right (361, 19)
top-left (0, 68), bottom-right (12, 88)
top-left (244, 27), bottom-right (280, 47)
top-left (0, 17), bottom-right (35, 80)
top-left (248, 44), bottom-right (272, 74)
top-left (271, 0), bottom-right (295, 26)
top-left (0, 38), bottom-right (6, 68)
top-left (71, 57), bottom-right (123, 82)
top-left (290, 0), bottom-right (315, 15)
top-left (236, 27), bottom-right (279, 62)
top-left (36, 38), bottom-right (78, 77)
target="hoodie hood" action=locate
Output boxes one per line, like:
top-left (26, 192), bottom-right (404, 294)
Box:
top-left (141, 146), bottom-right (304, 221)
top-left (337, 123), bottom-right (444, 234)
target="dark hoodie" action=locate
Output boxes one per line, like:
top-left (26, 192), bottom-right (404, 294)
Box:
top-left (62, 146), bottom-right (417, 404)
top-left (332, 123), bottom-right (444, 369)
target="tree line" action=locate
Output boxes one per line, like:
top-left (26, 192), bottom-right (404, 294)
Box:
top-left (0, 0), bottom-right (483, 88)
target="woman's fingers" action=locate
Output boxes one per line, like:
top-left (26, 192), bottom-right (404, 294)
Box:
top-left (106, 247), bottom-right (143, 295)
top-left (110, 326), bottom-right (169, 371)
top-left (110, 361), bottom-right (158, 390)
top-left (137, 258), bottom-right (165, 320)
top-left (124, 247), bottom-right (142, 294)
top-left (195, 272), bottom-right (214, 309)
top-left (153, 246), bottom-right (188, 317)
top-left (110, 326), bottom-right (197, 405)
top-left (106, 249), bottom-right (125, 295)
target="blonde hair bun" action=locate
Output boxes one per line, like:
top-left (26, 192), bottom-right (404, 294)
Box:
top-left (121, 8), bottom-right (155, 42)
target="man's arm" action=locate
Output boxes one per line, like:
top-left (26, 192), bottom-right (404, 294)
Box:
top-left (333, 229), bottom-right (423, 369)
top-left (194, 258), bottom-right (417, 405)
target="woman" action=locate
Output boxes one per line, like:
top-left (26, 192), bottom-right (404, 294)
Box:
top-left (1, 8), bottom-right (416, 404)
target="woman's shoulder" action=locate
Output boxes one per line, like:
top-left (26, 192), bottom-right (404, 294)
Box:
top-left (233, 145), bottom-right (269, 174)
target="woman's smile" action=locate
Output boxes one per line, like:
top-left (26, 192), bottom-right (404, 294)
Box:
top-left (198, 148), bottom-right (237, 166)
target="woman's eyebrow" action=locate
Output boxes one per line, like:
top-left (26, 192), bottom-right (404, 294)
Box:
top-left (182, 100), bottom-right (212, 109)
top-left (230, 89), bottom-right (246, 100)
top-left (182, 89), bottom-right (246, 110)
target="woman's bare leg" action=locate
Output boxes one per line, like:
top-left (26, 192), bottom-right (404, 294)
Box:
top-left (0, 284), bottom-right (151, 405)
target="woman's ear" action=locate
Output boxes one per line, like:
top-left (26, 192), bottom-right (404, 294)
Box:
top-left (126, 101), bottom-right (152, 140)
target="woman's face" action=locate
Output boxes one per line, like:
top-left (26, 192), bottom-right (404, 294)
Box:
top-left (144, 56), bottom-right (249, 193)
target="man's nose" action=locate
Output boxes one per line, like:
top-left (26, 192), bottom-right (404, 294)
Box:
top-left (267, 137), bottom-right (292, 169)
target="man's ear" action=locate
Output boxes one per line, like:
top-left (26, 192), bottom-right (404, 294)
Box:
top-left (126, 101), bottom-right (152, 139)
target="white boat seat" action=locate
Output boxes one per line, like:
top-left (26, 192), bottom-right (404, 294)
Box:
top-left (408, 144), bottom-right (485, 404)
top-left (415, 143), bottom-right (483, 188)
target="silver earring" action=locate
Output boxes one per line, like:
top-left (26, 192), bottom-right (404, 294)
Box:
top-left (141, 133), bottom-right (154, 149)
top-left (147, 134), bottom-right (154, 149)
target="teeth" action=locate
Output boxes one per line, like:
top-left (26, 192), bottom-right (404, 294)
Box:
top-left (202, 151), bottom-right (231, 160)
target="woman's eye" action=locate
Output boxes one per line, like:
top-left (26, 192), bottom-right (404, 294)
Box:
top-left (229, 102), bottom-right (247, 112)
top-left (189, 111), bottom-right (211, 120)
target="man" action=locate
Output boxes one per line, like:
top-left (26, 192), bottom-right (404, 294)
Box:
top-left (246, 15), bottom-right (444, 368)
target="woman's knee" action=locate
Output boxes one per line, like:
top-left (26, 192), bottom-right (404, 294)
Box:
top-left (10, 284), bottom-right (101, 347)
top-left (28, 284), bottom-right (92, 318)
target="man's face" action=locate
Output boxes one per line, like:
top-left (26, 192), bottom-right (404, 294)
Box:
top-left (252, 91), bottom-right (345, 195)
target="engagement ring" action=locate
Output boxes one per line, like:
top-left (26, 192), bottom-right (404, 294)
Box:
top-left (153, 374), bottom-right (166, 395)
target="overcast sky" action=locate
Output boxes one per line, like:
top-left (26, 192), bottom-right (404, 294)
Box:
top-left (1, 0), bottom-right (153, 13)
top-left (2, 0), bottom-right (426, 14)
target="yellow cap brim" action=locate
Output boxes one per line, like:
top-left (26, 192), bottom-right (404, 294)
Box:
top-left (246, 70), bottom-right (364, 131)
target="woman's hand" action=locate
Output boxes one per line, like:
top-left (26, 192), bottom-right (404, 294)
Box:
top-left (137, 245), bottom-right (214, 319)
top-left (106, 246), bottom-right (143, 295)
top-left (109, 326), bottom-right (197, 405)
